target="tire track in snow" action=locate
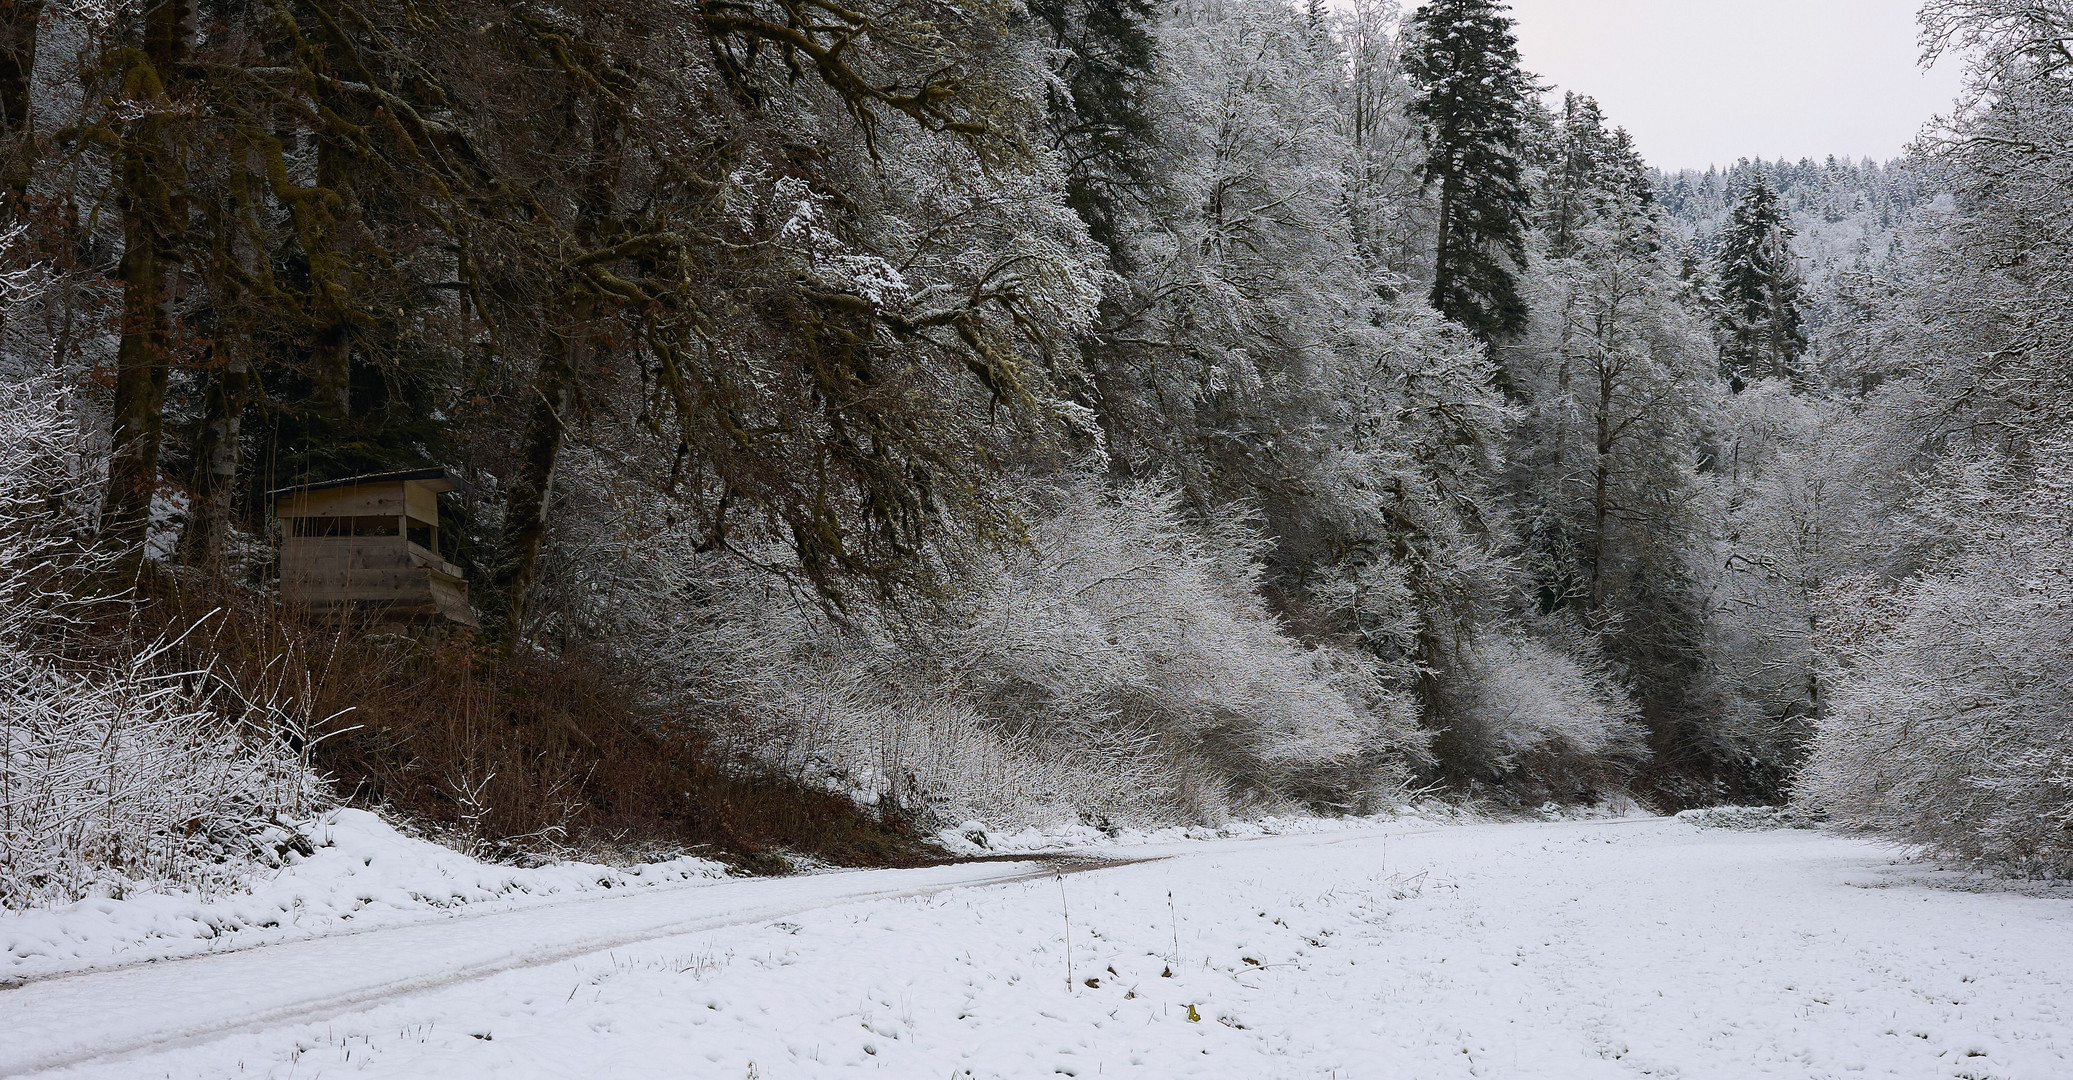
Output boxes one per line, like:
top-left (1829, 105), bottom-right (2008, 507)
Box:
top-left (2, 821), bottom-right (1604, 1077)
top-left (0, 855), bottom-right (1146, 1078)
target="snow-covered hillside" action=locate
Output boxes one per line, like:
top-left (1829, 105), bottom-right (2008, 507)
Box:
top-left (1653, 157), bottom-right (1934, 282)
top-left (6, 817), bottom-right (2068, 1079)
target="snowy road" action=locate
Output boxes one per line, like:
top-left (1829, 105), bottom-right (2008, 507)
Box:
top-left (7, 818), bottom-right (2071, 1079)
top-left (0, 856), bottom-right (1088, 1076)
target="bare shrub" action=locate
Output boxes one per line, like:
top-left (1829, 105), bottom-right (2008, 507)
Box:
top-left (1800, 441), bottom-right (2073, 877)
top-left (0, 378), bottom-right (321, 908)
top-left (0, 639), bottom-right (323, 908)
top-left (1431, 626), bottom-right (1650, 799)
top-left (938, 475), bottom-right (1426, 819)
top-left (543, 455), bottom-right (1427, 829)
top-left (256, 630), bottom-right (944, 870)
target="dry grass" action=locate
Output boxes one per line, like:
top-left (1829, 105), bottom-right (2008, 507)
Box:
top-left (136, 578), bottom-right (942, 873)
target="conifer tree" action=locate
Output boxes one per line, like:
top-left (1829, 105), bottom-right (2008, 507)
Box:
top-left (1030, 0), bottom-right (1161, 263)
top-left (1715, 177), bottom-right (1809, 390)
top-left (1405, 0), bottom-right (1534, 343)
top-left (1536, 94), bottom-right (1653, 260)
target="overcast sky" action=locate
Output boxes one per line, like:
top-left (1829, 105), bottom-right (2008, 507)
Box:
top-left (1500, 0), bottom-right (1968, 173)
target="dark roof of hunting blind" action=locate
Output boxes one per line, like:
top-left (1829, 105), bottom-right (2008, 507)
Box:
top-left (270, 469), bottom-right (465, 499)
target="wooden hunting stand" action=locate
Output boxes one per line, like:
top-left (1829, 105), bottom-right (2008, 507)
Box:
top-left (273, 469), bottom-right (478, 627)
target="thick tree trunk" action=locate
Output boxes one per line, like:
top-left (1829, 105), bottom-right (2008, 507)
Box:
top-left (488, 347), bottom-right (570, 649)
top-left (1429, 181), bottom-right (1455, 315)
top-left (487, 92), bottom-right (620, 648)
top-left (1767, 287), bottom-right (1795, 385)
top-left (1587, 373), bottom-right (1613, 612)
top-left (177, 347), bottom-right (248, 571)
top-left (308, 134), bottom-right (354, 417)
top-left (0, 0), bottom-right (40, 208)
top-left (100, 0), bottom-right (191, 551)
top-left (101, 146), bottom-right (177, 548)
top-left (0, 0), bottom-right (33, 132)
top-left (142, 0), bottom-right (190, 77)
top-left (1552, 283), bottom-right (1577, 470)
top-left (1805, 608), bottom-right (1819, 717)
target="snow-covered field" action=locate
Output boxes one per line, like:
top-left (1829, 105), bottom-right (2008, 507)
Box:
top-left (5, 817), bottom-right (2070, 1079)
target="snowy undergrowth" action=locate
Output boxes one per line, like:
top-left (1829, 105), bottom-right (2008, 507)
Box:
top-left (1675, 805), bottom-right (1820, 830)
top-left (542, 459), bottom-right (1428, 831)
top-left (1431, 627), bottom-right (1651, 795)
top-left (0, 635), bottom-right (323, 910)
top-left (0, 808), bottom-right (731, 984)
top-left (1802, 442), bottom-right (2073, 877)
top-left (0, 379), bottom-right (333, 911)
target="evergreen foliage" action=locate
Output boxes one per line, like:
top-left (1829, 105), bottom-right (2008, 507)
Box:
top-left (1715, 178), bottom-right (1811, 389)
top-left (4, 0), bottom-right (2070, 878)
top-left (1030, 0), bottom-right (1163, 264)
top-left (1404, 0), bottom-right (1535, 342)
top-left (1536, 93), bottom-right (1651, 260)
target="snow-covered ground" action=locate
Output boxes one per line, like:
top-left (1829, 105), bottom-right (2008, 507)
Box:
top-left (6, 817), bottom-right (2071, 1079)
top-left (5, 804), bottom-right (1496, 986)
top-left (2, 809), bottom-right (733, 984)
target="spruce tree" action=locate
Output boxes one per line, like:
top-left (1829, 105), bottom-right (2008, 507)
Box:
top-left (1540, 93), bottom-right (1609, 259)
top-left (1715, 177), bottom-right (1809, 390)
top-left (1535, 93), bottom-right (1654, 260)
top-left (1405, 0), bottom-right (1534, 343)
top-left (1029, 0), bottom-right (1160, 264)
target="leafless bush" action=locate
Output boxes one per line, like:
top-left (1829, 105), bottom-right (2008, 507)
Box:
top-left (0, 378), bottom-right (322, 908)
top-left (0, 640), bottom-right (325, 908)
top-left (935, 475), bottom-right (1426, 819)
top-left (1799, 440), bottom-right (2073, 877)
top-left (1431, 626), bottom-right (1650, 798)
top-left (538, 456), bottom-right (1427, 828)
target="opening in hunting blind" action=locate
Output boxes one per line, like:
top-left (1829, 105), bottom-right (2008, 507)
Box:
top-left (273, 469), bottom-right (478, 627)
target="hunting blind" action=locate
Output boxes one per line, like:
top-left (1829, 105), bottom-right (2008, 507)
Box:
top-left (273, 469), bottom-right (478, 627)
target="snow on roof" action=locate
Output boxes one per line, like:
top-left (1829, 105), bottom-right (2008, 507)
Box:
top-left (269, 468), bottom-right (465, 498)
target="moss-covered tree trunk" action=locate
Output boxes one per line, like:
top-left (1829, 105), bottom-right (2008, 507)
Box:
top-left (486, 65), bottom-right (623, 650)
top-left (488, 342), bottom-right (570, 648)
top-left (0, 0), bottom-right (40, 208)
top-left (100, 0), bottom-right (192, 550)
top-left (102, 145), bottom-right (180, 548)
top-left (178, 345), bottom-right (249, 570)
top-left (309, 133), bottom-right (355, 419)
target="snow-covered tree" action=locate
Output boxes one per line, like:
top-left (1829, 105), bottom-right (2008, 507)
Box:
top-left (1802, 439), bottom-right (2073, 876)
top-left (1789, 0), bottom-right (2073, 872)
top-left (1089, 0), bottom-right (1518, 727)
top-left (1337, 0), bottom-right (1432, 280)
top-left (1500, 91), bottom-right (1724, 794)
top-left (1031, 0), bottom-right (1165, 262)
top-left (1535, 93), bottom-right (1651, 261)
top-left (1687, 382), bottom-right (1879, 796)
top-left (1715, 178), bottom-right (1810, 390)
top-left (1093, 0), bottom-right (1367, 506)
top-left (1404, 0), bottom-right (1534, 342)
top-left (536, 450), bottom-right (1428, 826)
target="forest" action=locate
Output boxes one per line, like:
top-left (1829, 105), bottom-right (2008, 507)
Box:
top-left (2, 0), bottom-right (2071, 912)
